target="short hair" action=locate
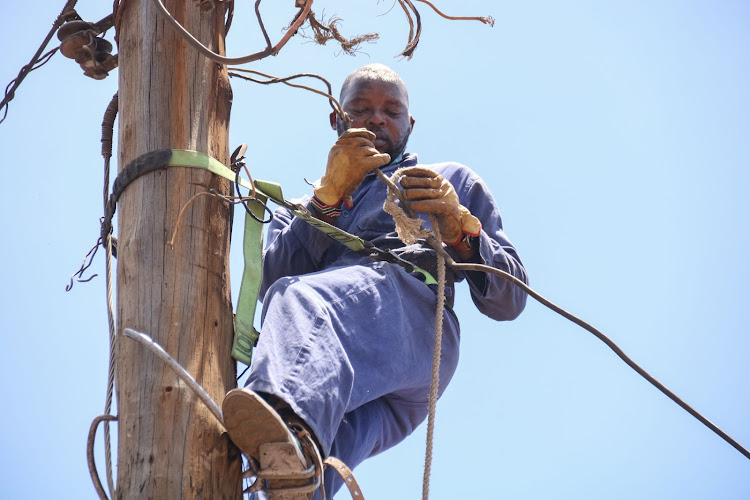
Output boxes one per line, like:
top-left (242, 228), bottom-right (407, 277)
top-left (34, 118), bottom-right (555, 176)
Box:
top-left (340, 64), bottom-right (409, 104)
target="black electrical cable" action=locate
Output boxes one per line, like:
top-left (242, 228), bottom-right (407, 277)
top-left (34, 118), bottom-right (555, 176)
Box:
top-left (360, 121), bottom-right (750, 461)
top-left (448, 260), bottom-right (750, 461)
top-left (234, 167), bottom-right (273, 224)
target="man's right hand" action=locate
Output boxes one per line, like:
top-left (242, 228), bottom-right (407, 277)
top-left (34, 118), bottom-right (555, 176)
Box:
top-left (314, 128), bottom-right (391, 206)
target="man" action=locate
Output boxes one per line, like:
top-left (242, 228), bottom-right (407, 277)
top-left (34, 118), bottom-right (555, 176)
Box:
top-left (223, 63), bottom-right (528, 498)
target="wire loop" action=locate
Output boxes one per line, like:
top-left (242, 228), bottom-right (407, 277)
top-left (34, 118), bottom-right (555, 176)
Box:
top-left (234, 168), bottom-right (273, 224)
top-left (87, 414), bottom-right (118, 500)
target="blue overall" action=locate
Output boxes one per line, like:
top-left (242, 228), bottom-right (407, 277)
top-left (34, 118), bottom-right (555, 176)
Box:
top-left (245, 154), bottom-right (528, 497)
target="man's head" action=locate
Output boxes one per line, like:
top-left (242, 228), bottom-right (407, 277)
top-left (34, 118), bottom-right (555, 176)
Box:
top-left (330, 63), bottom-right (415, 161)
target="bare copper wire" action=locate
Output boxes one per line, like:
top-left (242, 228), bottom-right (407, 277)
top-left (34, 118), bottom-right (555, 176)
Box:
top-left (414, 0), bottom-right (494, 26)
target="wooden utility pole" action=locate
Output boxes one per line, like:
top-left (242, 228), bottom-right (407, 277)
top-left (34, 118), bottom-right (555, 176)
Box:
top-left (115, 0), bottom-right (240, 497)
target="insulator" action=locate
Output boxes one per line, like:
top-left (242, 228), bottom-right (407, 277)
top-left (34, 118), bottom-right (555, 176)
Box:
top-left (60, 32), bottom-right (93, 60)
top-left (57, 20), bottom-right (95, 41)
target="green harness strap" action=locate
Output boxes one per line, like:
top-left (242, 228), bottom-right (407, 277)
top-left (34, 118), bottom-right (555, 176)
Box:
top-left (229, 180), bottom-right (380, 364)
top-left (254, 179), bottom-right (369, 253)
top-left (112, 149), bottom-right (435, 365)
top-left (166, 152), bottom-right (373, 364)
top-left (230, 192), bottom-right (266, 364)
top-left (138, 150), bottom-right (266, 364)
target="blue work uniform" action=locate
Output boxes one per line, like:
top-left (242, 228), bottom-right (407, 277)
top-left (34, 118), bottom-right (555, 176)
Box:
top-left (245, 153), bottom-right (528, 498)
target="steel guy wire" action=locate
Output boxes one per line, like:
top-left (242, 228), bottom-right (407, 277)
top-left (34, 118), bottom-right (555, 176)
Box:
top-left (0, 0), bottom-right (79, 125)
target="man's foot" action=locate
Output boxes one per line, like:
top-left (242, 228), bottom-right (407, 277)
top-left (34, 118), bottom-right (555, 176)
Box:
top-left (222, 388), bottom-right (321, 499)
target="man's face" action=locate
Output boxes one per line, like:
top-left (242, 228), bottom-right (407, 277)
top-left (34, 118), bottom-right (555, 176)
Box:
top-left (335, 78), bottom-right (415, 161)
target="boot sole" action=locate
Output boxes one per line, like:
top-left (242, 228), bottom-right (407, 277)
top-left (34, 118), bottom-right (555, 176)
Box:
top-left (222, 388), bottom-right (296, 461)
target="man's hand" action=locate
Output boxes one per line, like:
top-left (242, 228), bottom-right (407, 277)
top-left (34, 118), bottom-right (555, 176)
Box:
top-left (315, 128), bottom-right (391, 206)
top-left (398, 166), bottom-right (481, 244)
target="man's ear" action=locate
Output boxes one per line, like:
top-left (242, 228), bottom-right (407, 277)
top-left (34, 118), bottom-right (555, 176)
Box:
top-left (329, 110), bottom-right (338, 131)
top-left (409, 115), bottom-right (415, 132)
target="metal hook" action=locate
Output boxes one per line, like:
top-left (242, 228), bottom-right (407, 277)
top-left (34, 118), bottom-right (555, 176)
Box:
top-left (230, 143), bottom-right (248, 173)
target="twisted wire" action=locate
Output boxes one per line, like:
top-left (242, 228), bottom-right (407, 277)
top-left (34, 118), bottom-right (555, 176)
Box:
top-left (228, 68), bottom-right (344, 118)
top-left (101, 92), bottom-right (119, 500)
top-left (0, 0), bottom-right (79, 124)
top-left (414, 0), bottom-right (494, 26)
top-left (148, 0), bottom-right (312, 65)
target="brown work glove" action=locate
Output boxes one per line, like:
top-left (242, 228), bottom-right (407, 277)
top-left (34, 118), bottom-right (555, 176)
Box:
top-left (314, 128), bottom-right (391, 206)
top-left (398, 166), bottom-right (481, 244)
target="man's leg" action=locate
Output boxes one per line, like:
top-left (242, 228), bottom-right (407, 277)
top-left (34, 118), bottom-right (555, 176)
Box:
top-left (233, 260), bottom-right (460, 496)
top-left (322, 394), bottom-right (432, 495)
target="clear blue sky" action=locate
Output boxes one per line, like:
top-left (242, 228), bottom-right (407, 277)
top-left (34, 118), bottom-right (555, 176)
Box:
top-left (1, 1), bottom-right (748, 499)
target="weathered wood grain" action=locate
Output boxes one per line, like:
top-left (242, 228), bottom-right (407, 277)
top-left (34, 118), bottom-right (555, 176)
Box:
top-left (116, 0), bottom-right (240, 497)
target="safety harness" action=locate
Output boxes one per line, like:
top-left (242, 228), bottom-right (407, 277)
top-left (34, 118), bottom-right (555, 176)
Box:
top-left (105, 148), bottom-right (437, 366)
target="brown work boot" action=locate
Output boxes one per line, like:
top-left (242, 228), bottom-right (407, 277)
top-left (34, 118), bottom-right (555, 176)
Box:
top-left (223, 388), bottom-right (322, 499)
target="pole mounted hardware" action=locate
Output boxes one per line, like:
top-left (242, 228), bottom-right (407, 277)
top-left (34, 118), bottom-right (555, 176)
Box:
top-left (57, 19), bottom-right (117, 80)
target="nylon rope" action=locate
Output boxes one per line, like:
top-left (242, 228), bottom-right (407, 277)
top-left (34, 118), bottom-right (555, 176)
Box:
top-left (382, 168), bottom-right (446, 500)
top-left (422, 218), bottom-right (445, 500)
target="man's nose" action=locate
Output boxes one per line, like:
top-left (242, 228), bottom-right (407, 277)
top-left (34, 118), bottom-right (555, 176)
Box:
top-left (367, 109), bottom-right (386, 126)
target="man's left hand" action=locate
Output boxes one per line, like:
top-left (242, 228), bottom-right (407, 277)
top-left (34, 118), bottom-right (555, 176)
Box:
top-left (398, 167), bottom-right (481, 244)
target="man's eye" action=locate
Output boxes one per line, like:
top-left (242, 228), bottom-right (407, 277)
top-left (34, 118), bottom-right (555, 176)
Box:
top-left (350, 108), bottom-right (366, 115)
top-left (387, 110), bottom-right (402, 117)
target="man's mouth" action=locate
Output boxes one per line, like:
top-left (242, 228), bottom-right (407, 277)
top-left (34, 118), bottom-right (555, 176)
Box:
top-left (373, 135), bottom-right (388, 146)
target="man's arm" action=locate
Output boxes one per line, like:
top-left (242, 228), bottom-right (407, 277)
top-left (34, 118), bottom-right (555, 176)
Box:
top-left (456, 173), bottom-right (528, 321)
top-left (260, 128), bottom-right (390, 300)
top-left (398, 165), bottom-right (528, 321)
